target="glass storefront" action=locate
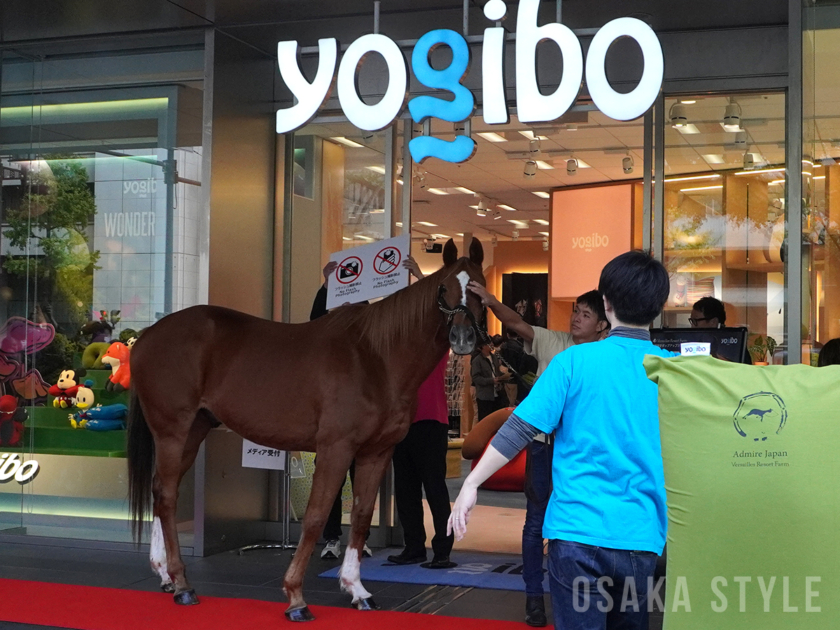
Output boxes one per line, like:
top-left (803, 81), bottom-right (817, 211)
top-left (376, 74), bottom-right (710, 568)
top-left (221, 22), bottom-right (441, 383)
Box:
top-left (0, 49), bottom-right (204, 545)
top-left (662, 93), bottom-right (788, 362)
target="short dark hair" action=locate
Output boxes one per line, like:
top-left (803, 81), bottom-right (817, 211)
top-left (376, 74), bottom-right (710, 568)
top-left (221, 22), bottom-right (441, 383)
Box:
top-left (491, 334), bottom-right (504, 347)
top-left (576, 290), bottom-right (608, 323)
top-left (598, 251), bottom-right (670, 326)
top-left (818, 338), bottom-right (840, 367)
top-left (693, 296), bottom-right (726, 326)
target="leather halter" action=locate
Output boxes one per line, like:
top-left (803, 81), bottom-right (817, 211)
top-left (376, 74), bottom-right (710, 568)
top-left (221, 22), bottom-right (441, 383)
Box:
top-left (437, 284), bottom-right (491, 344)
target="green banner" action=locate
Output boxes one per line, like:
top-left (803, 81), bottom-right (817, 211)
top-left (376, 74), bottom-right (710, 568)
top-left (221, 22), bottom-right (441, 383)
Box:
top-left (645, 356), bottom-right (840, 629)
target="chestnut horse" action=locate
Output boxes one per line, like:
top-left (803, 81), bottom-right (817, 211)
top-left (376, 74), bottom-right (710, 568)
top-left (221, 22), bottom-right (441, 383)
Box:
top-left (127, 238), bottom-right (486, 621)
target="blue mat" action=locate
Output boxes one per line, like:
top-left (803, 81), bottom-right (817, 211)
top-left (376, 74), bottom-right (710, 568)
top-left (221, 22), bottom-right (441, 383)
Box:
top-left (319, 549), bottom-right (548, 592)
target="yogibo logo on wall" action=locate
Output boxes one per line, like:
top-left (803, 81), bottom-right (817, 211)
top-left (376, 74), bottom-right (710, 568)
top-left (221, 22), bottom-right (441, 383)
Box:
top-left (571, 233), bottom-right (610, 252)
top-left (275, 0), bottom-right (664, 164)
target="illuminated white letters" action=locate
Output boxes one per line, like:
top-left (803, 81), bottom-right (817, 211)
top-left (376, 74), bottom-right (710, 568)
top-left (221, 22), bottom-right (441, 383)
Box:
top-left (482, 1), bottom-right (508, 125)
top-left (585, 17), bottom-right (664, 121)
top-left (0, 454), bottom-right (39, 484)
top-left (275, 38), bottom-right (337, 134)
top-left (515, 0), bottom-right (583, 124)
top-left (337, 34), bottom-right (408, 131)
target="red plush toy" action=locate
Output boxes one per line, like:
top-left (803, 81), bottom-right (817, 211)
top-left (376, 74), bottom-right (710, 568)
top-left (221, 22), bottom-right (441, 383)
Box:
top-left (0, 395), bottom-right (27, 447)
top-left (101, 342), bottom-right (131, 393)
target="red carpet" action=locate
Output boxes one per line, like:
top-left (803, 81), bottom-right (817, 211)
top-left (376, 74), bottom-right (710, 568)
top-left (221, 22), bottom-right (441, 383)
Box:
top-left (0, 579), bottom-right (529, 629)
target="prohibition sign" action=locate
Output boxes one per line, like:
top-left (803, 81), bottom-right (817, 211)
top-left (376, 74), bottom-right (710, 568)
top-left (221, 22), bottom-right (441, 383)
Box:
top-left (336, 256), bottom-right (363, 284)
top-left (374, 246), bottom-right (402, 275)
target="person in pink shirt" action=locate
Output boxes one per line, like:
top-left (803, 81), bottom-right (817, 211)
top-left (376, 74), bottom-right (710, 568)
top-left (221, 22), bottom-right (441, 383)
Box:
top-left (387, 257), bottom-right (455, 569)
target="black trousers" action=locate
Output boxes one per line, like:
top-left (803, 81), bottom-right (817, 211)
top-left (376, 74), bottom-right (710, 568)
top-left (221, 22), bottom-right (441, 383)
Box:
top-left (476, 397), bottom-right (497, 421)
top-left (392, 420), bottom-right (453, 558)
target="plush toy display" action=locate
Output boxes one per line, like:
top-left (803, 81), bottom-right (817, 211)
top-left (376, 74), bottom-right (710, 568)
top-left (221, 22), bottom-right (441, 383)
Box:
top-left (0, 395), bottom-right (27, 446)
top-left (69, 403), bottom-right (128, 431)
top-left (101, 342), bottom-right (131, 393)
top-left (73, 384), bottom-right (96, 410)
top-left (47, 368), bottom-right (87, 409)
top-left (81, 342), bottom-right (111, 369)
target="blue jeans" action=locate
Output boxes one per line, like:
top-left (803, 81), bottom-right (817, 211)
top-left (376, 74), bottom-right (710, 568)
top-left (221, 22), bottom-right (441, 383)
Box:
top-left (548, 539), bottom-right (659, 630)
top-left (522, 440), bottom-right (552, 596)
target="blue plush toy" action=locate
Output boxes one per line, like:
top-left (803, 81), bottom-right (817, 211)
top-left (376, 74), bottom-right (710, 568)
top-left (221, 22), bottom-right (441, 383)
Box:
top-left (69, 403), bottom-right (128, 431)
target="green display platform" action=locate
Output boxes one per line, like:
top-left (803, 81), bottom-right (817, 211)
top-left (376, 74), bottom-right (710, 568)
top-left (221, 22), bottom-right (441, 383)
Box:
top-left (6, 370), bottom-right (129, 458)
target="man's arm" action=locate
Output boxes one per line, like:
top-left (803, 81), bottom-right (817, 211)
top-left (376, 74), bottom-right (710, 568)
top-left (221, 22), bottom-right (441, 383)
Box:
top-left (468, 281), bottom-right (534, 343)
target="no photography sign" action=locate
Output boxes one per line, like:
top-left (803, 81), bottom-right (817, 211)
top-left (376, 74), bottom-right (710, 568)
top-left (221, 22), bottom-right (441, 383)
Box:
top-left (326, 234), bottom-right (410, 309)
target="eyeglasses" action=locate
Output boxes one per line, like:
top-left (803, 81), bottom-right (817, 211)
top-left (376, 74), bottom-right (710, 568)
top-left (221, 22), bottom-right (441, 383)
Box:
top-left (688, 317), bottom-right (711, 327)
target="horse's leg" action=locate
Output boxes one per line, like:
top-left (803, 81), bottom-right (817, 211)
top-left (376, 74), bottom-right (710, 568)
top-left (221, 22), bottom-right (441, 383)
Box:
top-left (339, 447), bottom-right (394, 610)
top-left (283, 447), bottom-right (354, 622)
top-left (152, 412), bottom-right (214, 594)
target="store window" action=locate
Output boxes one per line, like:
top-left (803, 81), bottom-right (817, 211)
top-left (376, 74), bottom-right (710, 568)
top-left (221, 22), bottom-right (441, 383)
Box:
top-left (803, 4), bottom-right (840, 364)
top-left (0, 50), bottom-right (204, 545)
top-left (662, 94), bottom-right (787, 363)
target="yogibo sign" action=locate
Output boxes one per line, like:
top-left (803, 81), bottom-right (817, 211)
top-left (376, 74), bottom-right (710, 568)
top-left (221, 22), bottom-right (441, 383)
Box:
top-left (0, 453), bottom-right (39, 484)
top-left (275, 0), bottom-right (663, 164)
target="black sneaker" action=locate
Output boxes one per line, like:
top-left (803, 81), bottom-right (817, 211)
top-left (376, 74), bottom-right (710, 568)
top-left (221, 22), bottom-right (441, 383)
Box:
top-left (386, 549), bottom-right (427, 565)
top-left (525, 595), bottom-right (547, 627)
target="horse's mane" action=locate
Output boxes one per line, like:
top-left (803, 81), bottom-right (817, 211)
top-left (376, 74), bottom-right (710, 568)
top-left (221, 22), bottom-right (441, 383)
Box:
top-left (322, 261), bottom-right (460, 357)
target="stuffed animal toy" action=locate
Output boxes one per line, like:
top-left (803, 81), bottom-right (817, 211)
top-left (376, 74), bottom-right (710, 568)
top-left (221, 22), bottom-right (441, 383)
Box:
top-left (0, 395), bottom-right (27, 446)
top-left (101, 342), bottom-right (131, 393)
top-left (73, 383), bottom-right (96, 410)
top-left (47, 368), bottom-right (87, 409)
top-left (81, 342), bottom-right (111, 369)
top-left (70, 403), bottom-right (128, 431)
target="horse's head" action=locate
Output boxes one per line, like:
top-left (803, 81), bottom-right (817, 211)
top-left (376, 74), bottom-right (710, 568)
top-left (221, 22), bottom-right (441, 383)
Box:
top-left (437, 238), bottom-right (487, 355)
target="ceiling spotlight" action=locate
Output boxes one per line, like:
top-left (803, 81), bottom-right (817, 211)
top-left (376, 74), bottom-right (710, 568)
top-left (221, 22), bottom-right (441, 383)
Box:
top-left (417, 173), bottom-right (427, 189)
top-left (493, 210), bottom-right (502, 220)
top-left (669, 103), bottom-right (688, 128)
top-left (491, 234), bottom-right (498, 247)
top-left (567, 158), bottom-right (578, 176)
top-left (723, 100), bottom-right (742, 132)
top-left (743, 151), bottom-right (755, 169)
top-left (454, 121), bottom-right (467, 134)
top-left (476, 205), bottom-right (487, 217)
top-left (734, 131), bottom-right (747, 148)
top-left (529, 138), bottom-right (541, 154)
top-left (512, 230), bottom-right (519, 241)
top-left (361, 131), bottom-right (374, 140)
top-left (542, 237), bottom-right (549, 252)
top-left (622, 154), bottom-right (634, 174)
top-left (566, 123), bottom-right (578, 132)
top-left (524, 160), bottom-right (538, 178)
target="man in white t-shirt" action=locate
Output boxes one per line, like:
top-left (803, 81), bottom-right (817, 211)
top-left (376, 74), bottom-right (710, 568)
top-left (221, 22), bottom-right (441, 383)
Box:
top-left (467, 282), bottom-right (609, 627)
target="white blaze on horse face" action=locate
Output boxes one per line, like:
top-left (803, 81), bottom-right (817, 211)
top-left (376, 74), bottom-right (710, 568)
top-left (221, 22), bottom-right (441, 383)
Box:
top-left (150, 516), bottom-right (170, 586)
top-left (456, 271), bottom-right (470, 306)
top-left (339, 546), bottom-right (372, 603)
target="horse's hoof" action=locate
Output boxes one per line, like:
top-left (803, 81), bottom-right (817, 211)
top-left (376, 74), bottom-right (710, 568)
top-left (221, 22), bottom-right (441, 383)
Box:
top-left (353, 597), bottom-right (379, 611)
top-left (173, 589), bottom-right (199, 605)
top-left (284, 606), bottom-right (315, 622)
top-left (160, 582), bottom-right (175, 593)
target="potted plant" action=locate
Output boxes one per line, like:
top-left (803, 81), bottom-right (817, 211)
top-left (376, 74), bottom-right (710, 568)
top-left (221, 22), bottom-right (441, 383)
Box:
top-left (748, 335), bottom-right (777, 365)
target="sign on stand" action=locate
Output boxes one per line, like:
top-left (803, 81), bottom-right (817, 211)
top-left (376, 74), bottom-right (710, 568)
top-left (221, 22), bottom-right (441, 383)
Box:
top-left (242, 439), bottom-right (285, 470)
top-left (326, 234), bottom-right (410, 309)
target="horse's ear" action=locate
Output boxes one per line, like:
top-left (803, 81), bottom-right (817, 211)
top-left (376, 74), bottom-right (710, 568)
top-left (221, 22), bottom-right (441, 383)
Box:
top-left (469, 237), bottom-right (484, 267)
top-left (442, 239), bottom-right (458, 267)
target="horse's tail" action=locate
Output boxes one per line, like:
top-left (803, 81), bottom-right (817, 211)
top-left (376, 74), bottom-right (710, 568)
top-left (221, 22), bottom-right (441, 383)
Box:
top-left (127, 387), bottom-right (154, 544)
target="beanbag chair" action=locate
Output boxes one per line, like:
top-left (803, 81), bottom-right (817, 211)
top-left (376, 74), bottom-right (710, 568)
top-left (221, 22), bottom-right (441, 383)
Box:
top-left (463, 407), bottom-right (527, 492)
top-left (81, 342), bottom-right (111, 369)
top-left (645, 355), bottom-right (840, 629)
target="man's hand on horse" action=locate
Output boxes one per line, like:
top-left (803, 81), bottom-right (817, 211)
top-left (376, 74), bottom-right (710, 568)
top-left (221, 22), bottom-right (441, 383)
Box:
top-left (447, 482), bottom-right (478, 541)
top-left (467, 280), bottom-right (496, 307)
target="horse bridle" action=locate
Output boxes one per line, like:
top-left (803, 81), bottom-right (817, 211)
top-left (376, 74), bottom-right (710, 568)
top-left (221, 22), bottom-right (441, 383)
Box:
top-left (437, 284), bottom-right (492, 345)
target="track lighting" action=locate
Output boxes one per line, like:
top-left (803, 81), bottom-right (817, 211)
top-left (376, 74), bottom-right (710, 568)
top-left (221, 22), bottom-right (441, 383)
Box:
top-left (491, 234), bottom-right (498, 247)
top-left (512, 230), bottom-right (519, 241)
top-left (743, 151), bottom-right (755, 170)
top-left (723, 101), bottom-right (742, 132)
top-left (542, 237), bottom-right (549, 252)
top-left (622, 154), bottom-right (634, 174)
top-left (734, 131), bottom-right (747, 148)
top-left (669, 102), bottom-right (688, 128)
top-left (524, 160), bottom-right (537, 178)
top-left (529, 138), bottom-right (541, 154)
top-left (493, 210), bottom-right (502, 220)
top-left (567, 158), bottom-right (578, 176)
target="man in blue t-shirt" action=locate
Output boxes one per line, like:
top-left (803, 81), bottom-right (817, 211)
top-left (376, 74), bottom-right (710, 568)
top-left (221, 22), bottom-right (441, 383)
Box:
top-left (449, 251), bottom-right (674, 630)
